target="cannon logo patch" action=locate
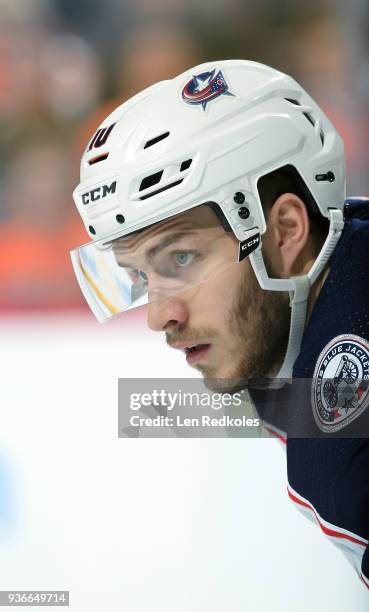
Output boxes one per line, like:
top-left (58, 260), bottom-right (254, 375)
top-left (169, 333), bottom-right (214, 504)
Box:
top-left (311, 334), bottom-right (369, 432)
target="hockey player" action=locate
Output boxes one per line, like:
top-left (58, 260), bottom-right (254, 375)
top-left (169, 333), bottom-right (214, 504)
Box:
top-left (70, 60), bottom-right (369, 588)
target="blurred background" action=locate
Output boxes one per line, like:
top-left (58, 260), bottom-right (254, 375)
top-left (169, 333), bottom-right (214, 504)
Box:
top-left (0, 0), bottom-right (368, 312)
top-left (1, 2), bottom-right (369, 609)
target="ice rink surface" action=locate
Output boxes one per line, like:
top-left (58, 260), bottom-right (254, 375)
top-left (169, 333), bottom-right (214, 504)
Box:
top-left (0, 312), bottom-right (367, 611)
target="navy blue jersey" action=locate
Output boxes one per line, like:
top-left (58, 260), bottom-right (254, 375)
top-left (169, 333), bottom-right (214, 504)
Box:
top-left (252, 198), bottom-right (369, 588)
top-left (288, 197), bottom-right (369, 588)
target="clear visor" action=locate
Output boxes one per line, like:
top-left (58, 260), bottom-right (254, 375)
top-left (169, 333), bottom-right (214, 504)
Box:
top-left (70, 204), bottom-right (239, 322)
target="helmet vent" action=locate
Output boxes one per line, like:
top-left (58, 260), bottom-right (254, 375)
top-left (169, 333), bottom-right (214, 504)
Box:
top-left (144, 131), bottom-right (170, 149)
top-left (139, 170), bottom-right (164, 191)
top-left (302, 111), bottom-right (315, 127)
top-left (180, 159), bottom-right (192, 172)
top-left (88, 152), bottom-right (109, 165)
top-left (284, 98), bottom-right (315, 127)
top-left (138, 158), bottom-right (192, 199)
top-left (284, 97), bottom-right (325, 146)
top-left (140, 179), bottom-right (183, 201)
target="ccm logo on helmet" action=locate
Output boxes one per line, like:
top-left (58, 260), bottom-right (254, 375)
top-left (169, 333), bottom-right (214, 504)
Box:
top-left (81, 180), bottom-right (117, 205)
top-left (238, 233), bottom-right (260, 262)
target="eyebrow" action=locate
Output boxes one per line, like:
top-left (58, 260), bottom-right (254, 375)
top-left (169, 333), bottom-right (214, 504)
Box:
top-left (115, 231), bottom-right (197, 268)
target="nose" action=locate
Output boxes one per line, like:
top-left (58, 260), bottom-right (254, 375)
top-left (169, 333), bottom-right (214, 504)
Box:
top-left (147, 296), bottom-right (189, 331)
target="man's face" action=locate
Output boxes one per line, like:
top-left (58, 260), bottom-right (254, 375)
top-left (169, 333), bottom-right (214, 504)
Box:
top-left (113, 205), bottom-right (290, 392)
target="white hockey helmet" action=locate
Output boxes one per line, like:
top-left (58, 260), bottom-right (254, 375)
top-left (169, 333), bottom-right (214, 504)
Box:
top-left (71, 59), bottom-right (345, 375)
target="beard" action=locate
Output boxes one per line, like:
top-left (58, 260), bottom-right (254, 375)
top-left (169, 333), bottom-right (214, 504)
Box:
top-left (192, 260), bottom-right (290, 394)
top-left (231, 265), bottom-right (289, 385)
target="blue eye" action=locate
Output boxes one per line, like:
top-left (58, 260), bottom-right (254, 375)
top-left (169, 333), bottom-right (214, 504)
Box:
top-left (174, 252), bottom-right (194, 266)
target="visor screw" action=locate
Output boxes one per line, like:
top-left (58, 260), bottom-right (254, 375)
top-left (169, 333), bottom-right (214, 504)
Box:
top-left (238, 207), bottom-right (250, 220)
top-left (116, 214), bottom-right (125, 224)
top-left (89, 225), bottom-right (96, 235)
top-left (234, 192), bottom-right (245, 204)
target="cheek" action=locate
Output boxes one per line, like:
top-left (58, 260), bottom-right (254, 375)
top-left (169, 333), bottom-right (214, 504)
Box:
top-left (190, 261), bottom-right (246, 324)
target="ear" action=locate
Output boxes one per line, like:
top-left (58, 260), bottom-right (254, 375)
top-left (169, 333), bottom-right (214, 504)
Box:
top-left (262, 192), bottom-right (311, 277)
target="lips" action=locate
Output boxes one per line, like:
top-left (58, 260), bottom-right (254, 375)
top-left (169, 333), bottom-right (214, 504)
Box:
top-left (184, 343), bottom-right (208, 354)
top-left (170, 340), bottom-right (207, 351)
top-left (184, 344), bottom-right (211, 365)
top-left (170, 340), bottom-right (211, 365)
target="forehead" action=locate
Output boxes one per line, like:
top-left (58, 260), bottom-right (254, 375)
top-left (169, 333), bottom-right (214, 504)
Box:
top-left (112, 205), bottom-right (221, 264)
